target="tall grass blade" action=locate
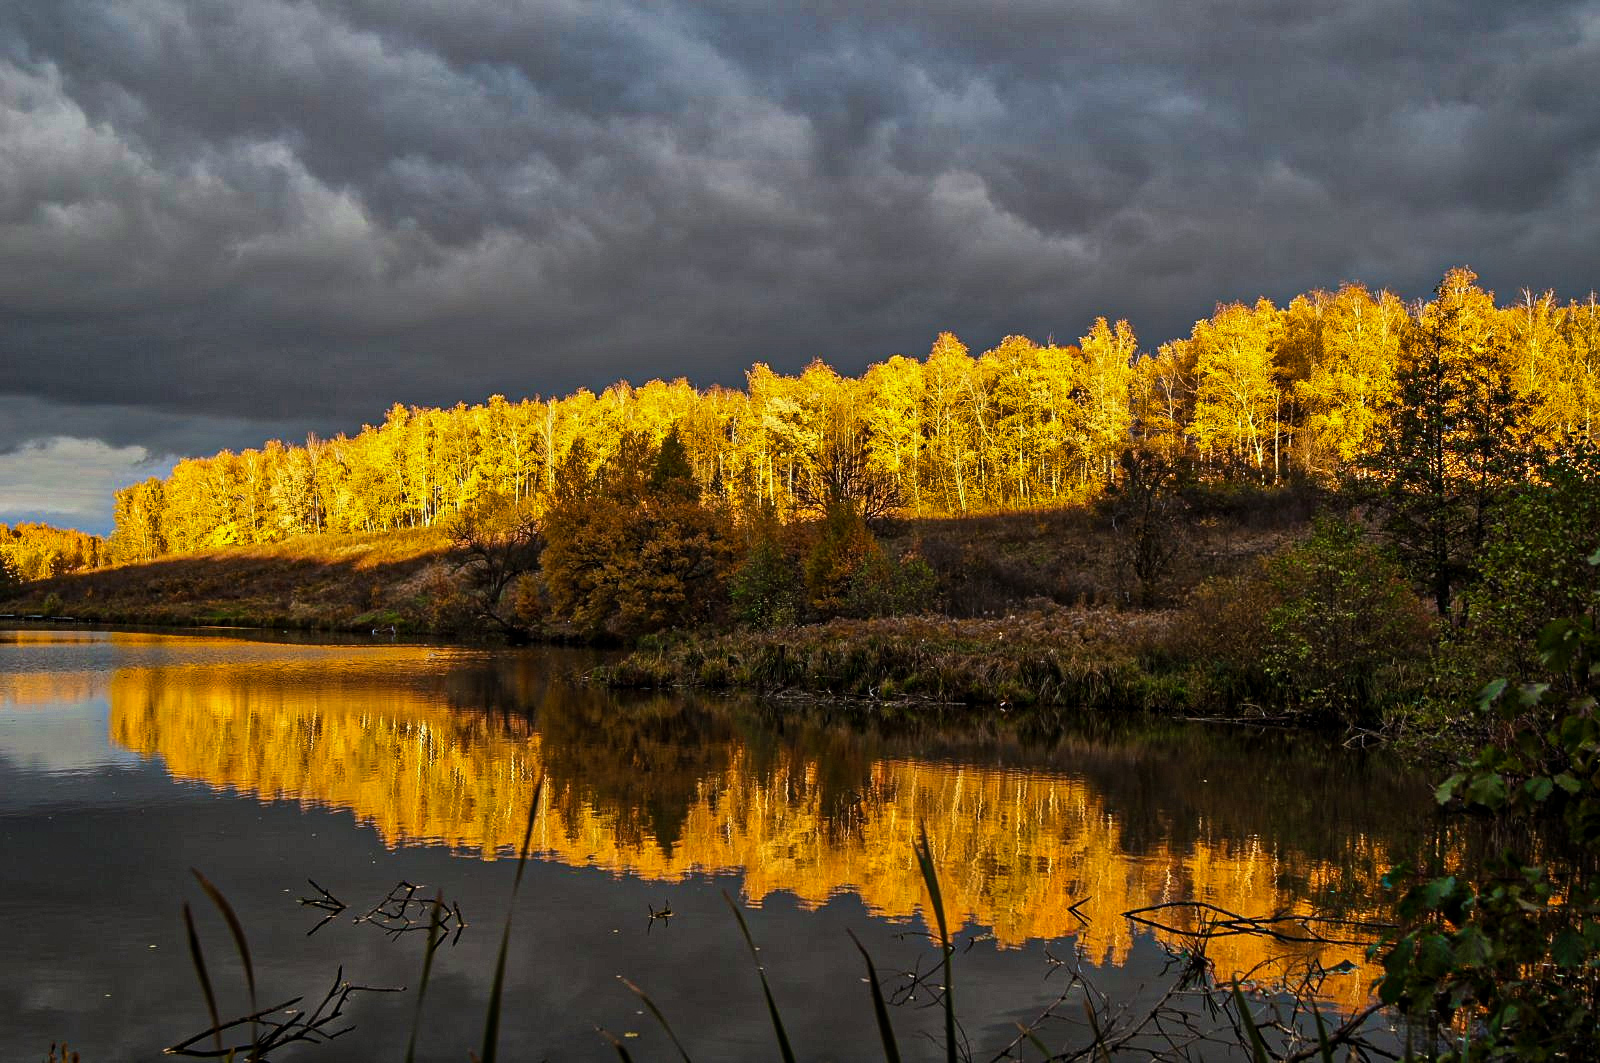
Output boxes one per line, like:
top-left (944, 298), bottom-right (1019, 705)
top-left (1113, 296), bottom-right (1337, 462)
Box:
top-left (480, 775), bottom-right (545, 1063)
top-left (913, 823), bottom-right (957, 1063)
top-left (181, 902), bottom-right (224, 1054)
top-left (1312, 1004), bottom-right (1334, 1063)
top-left (1081, 999), bottom-right (1104, 1051)
top-left (847, 930), bottom-right (901, 1063)
top-left (1231, 986), bottom-right (1272, 1063)
top-left (192, 869), bottom-right (257, 1047)
top-left (618, 976), bottom-right (694, 1063)
top-left (1016, 1022), bottom-right (1050, 1060)
top-left (722, 891), bottom-right (798, 1063)
top-left (403, 890), bottom-right (447, 1063)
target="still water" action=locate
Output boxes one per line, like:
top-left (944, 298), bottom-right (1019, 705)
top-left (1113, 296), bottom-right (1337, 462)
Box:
top-left (1, 629), bottom-right (1440, 1061)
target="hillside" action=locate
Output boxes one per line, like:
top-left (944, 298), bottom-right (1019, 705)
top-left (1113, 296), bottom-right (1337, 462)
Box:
top-left (0, 487), bottom-right (1311, 636)
top-left (0, 527), bottom-right (454, 632)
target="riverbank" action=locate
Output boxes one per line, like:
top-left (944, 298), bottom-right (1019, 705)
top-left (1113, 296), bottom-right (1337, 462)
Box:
top-left (593, 600), bottom-right (1422, 730)
top-left (0, 494), bottom-right (1456, 733)
top-left (600, 511), bottom-right (1449, 735)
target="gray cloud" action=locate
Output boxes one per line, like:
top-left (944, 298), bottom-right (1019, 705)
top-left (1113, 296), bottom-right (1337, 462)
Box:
top-left (3, 0), bottom-right (1599, 527)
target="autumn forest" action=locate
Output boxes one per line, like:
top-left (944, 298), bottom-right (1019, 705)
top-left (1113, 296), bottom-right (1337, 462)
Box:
top-left (86, 267), bottom-right (1595, 564)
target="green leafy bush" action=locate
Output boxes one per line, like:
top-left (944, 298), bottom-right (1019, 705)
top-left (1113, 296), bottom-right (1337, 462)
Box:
top-left (729, 507), bottom-right (804, 628)
top-left (843, 549), bottom-right (937, 619)
top-left (1467, 448), bottom-right (1600, 670)
top-left (1377, 549), bottom-right (1600, 1060)
top-left (1258, 517), bottom-right (1436, 726)
top-left (803, 501), bottom-right (878, 616)
top-left (1183, 516), bottom-right (1434, 726)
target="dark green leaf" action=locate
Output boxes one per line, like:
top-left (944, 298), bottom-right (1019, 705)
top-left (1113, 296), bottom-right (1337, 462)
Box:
top-left (1465, 772), bottom-right (1508, 810)
top-left (1231, 987), bottom-right (1271, 1063)
top-left (1477, 678), bottom-right (1509, 710)
top-left (1552, 929), bottom-right (1588, 968)
top-left (1417, 933), bottom-right (1455, 979)
top-left (1454, 926), bottom-right (1493, 967)
top-left (1518, 682), bottom-right (1550, 707)
top-left (1436, 773), bottom-right (1466, 805)
top-left (1419, 876), bottom-right (1458, 910)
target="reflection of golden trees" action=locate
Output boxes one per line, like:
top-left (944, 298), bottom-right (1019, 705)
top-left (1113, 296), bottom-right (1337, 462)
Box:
top-left (102, 657), bottom-right (1410, 1006)
top-left (109, 651), bottom-right (544, 857)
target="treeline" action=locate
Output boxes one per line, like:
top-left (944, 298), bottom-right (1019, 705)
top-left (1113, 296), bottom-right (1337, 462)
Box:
top-left (0, 522), bottom-right (106, 584)
top-left (107, 267), bottom-right (1599, 564)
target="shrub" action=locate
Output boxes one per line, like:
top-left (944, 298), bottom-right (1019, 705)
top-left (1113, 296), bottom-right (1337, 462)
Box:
top-left (1466, 448), bottom-right (1600, 671)
top-left (843, 549), bottom-right (937, 619)
top-left (1182, 516), bottom-right (1434, 726)
top-left (542, 430), bottom-right (735, 639)
top-left (729, 508), bottom-right (804, 628)
top-left (1257, 516), bottom-right (1436, 726)
top-left (803, 501), bottom-right (877, 616)
top-left (444, 492), bottom-right (543, 640)
top-left (1104, 448), bottom-right (1188, 606)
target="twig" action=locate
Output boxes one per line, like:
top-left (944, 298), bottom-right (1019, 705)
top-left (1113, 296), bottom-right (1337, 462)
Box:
top-left (165, 968), bottom-right (402, 1059)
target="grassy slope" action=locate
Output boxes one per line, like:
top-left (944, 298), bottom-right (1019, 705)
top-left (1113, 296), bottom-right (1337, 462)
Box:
top-left (0, 484), bottom-right (1321, 644)
top-left (877, 485), bottom-right (1316, 617)
top-left (0, 527), bottom-right (456, 631)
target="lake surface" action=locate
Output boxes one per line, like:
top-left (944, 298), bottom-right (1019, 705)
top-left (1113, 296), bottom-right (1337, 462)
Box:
top-left (0, 628), bottom-right (1443, 1061)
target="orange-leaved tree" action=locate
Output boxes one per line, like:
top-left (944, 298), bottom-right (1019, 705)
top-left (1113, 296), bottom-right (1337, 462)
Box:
top-left (540, 428), bottom-right (734, 638)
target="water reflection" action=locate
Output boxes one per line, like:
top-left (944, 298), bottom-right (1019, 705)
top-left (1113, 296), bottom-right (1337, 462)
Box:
top-left (98, 646), bottom-right (1441, 1008)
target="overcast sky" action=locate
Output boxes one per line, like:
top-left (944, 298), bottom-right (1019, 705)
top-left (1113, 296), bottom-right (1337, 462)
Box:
top-left (3, 0), bottom-right (1599, 531)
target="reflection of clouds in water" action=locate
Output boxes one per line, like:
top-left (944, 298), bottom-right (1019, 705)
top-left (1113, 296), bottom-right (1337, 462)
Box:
top-left (0, 669), bottom-right (103, 706)
top-left (0, 698), bottom-right (140, 776)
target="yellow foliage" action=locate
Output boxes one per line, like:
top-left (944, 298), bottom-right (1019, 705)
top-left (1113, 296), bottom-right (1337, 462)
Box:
top-left (105, 269), bottom-right (1599, 560)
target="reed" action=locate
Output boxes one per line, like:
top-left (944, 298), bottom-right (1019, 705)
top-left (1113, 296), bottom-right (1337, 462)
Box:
top-left (478, 774), bottom-right (545, 1063)
top-left (912, 823), bottom-right (960, 1063)
top-left (595, 611), bottom-right (1191, 715)
top-left (723, 891), bottom-right (798, 1063)
top-left (402, 890), bottom-right (447, 1063)
top-left (172, 876), bottom-right (398, 1061)
top-left (180, 902), bottom-right (223, 1055)
top-left (847, 929), bottom-right (901, 1063)
top-left (617, 976), bottom-right (695, 1062)
top-left (192, 868), bottom-right (258, 1047)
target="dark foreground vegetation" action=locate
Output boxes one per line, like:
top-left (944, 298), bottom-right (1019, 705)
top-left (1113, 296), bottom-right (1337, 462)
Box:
top-left (167, 799), bottom-right (1410, 1063)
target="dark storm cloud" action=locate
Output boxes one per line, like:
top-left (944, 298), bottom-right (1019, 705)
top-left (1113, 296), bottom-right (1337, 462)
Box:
top-left (2, 0), bottom-right (1598, 506)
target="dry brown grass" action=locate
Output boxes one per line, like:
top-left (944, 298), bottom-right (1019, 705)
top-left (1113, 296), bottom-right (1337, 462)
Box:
top-left (601, 606), bottom-right (1190, 710)
top-left (880, 488), bottom-right (1313, 616)
top-left (0, 527), bottom-right (457, 632)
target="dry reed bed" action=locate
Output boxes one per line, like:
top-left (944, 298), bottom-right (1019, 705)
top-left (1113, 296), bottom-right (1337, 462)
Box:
top-left (600, 608), bottom-right (1192, 710)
